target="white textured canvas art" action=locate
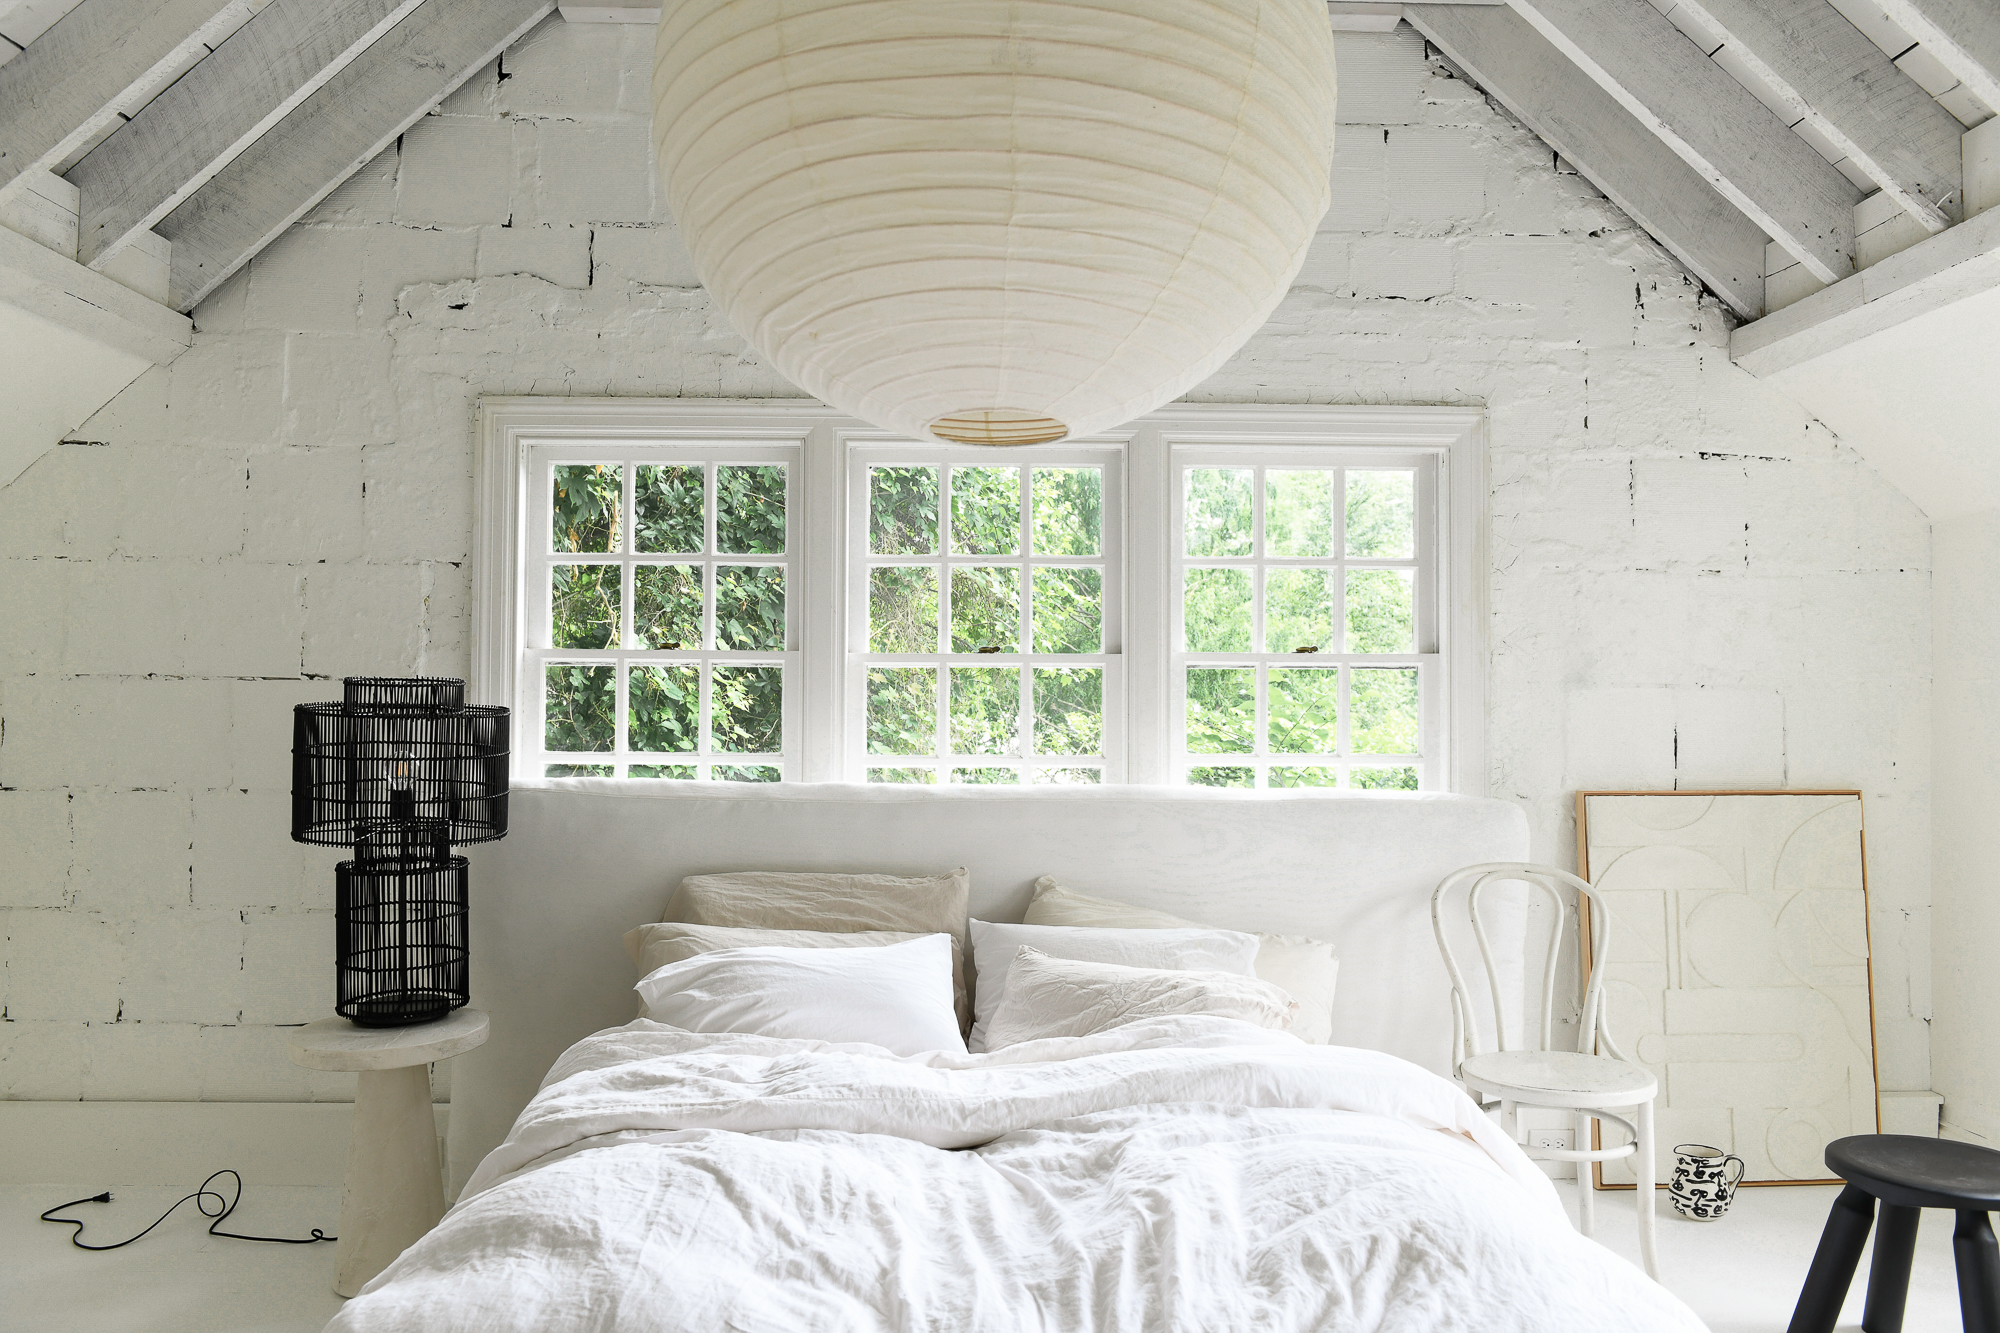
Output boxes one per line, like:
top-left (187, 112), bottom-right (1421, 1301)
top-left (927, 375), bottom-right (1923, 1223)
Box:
top-left (1579, 792), bottom-right (1877, 1186)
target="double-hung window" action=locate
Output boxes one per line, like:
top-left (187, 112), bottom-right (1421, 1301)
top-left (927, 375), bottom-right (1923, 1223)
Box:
top-left (478, 402), bottom-right (1480, 792)
top-left (851, 445), bottom-right (1124, 785)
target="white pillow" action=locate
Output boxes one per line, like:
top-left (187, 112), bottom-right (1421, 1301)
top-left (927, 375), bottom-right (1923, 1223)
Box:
top-left (634, 935), bottom-right (967, 1057)
top-left (1024, 877), bottom-right (1342, 1045)
top-left (967, 919), bottom-right (1260, 1051)
top-left (984, 947), bottom-right (1297, 1049)
top-left (624, 921), bottom-right (935, 979)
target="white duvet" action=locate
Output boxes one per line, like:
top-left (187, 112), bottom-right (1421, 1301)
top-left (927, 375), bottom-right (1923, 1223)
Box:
top-left (328, 1016), bottom-right (1703, 1333)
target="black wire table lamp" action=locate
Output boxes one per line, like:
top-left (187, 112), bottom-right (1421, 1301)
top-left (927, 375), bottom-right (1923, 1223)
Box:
top-left (292, 677), bottom-right (509, 1027)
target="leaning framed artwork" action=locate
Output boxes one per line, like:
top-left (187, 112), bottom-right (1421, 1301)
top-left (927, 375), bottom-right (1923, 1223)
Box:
top-left (1576, 791), bottom-right (1880, 1190)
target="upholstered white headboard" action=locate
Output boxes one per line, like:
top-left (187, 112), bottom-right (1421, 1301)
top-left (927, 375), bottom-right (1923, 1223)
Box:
top-left (446, 782), bottom-right (1529, 1194)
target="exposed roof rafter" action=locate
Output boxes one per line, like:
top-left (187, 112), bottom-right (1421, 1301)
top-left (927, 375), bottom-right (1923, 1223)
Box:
top-left (157, 0), bottom-right (555, 312)
top-left (1670, 0), bottom-right (1964, 233)
top-left (1502, 0), bottom-right (1863, 284)
top-left (1876, 0), bottom-right (2000, 119)
top-left (67, 0), bottom-right (427, 269)
top-left (1408, 3), bottom-right (1768, 318)
top-left (0, 0), bottom-right (258, 205)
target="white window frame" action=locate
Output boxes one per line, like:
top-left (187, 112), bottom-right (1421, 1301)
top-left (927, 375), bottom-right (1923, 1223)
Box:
top-left (474, 400), bottom-right (1486, 794)
top-left (847, 441), bottom-right (1127, 785)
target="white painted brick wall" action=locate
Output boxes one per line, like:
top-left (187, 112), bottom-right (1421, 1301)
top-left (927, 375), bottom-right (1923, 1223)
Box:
top-left (0, 22), bottom-right (1934, 1102)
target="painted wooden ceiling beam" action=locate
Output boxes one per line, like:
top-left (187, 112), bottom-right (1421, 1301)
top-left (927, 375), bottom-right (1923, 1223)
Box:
top-left (1406, 3), bottom-right (1767, 318)
top-left (1501, 0), bottom-right (1862, 284)
top-left (1670, 0), bottom-right (1963, 233)
top-left (1877, 0), bottom-right (2000, 118)
top-left (67, 0), bottom-right (425, 269)
top-left (157, 0), bottom-right (555, 313)
top-left (0, 0), bottom-right (258, 205)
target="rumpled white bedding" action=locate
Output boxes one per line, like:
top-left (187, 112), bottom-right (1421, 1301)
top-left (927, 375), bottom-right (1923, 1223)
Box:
top-left (327, 1016), bottom-right (1704, 1333)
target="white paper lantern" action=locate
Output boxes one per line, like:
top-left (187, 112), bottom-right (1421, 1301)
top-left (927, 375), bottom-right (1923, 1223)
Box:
top-left (653, 0), bottom-right (1338, 444)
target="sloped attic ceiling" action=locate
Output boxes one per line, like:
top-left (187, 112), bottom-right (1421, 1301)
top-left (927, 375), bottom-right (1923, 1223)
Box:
top-left (3, 0), bottom-right (1998, 509)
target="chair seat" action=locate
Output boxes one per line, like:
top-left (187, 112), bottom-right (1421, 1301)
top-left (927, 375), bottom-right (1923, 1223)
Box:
top-left (1827, 1134), bottom-right (2000, 1212)
top-left (1460, 1050), bottom-right (1657, 1109)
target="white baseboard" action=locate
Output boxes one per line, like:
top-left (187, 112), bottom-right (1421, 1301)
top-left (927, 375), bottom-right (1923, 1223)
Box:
top-left (0, 1101), bottom-right (449, 1187)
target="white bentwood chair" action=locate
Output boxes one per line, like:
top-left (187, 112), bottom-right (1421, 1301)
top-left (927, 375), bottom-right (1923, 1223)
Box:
top-left (1430, 862), bottom-right (1659, 1280)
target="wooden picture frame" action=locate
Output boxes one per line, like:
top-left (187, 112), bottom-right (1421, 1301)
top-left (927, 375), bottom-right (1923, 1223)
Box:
top-left (1575, 790), bottom-right (1880, 1190)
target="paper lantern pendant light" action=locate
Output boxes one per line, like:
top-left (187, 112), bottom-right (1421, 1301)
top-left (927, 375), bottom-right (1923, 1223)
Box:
top-left (652, 0), bottom-right (1339, 444)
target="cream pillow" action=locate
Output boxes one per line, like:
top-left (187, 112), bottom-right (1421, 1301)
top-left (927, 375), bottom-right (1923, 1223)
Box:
top-left (635, 936), bottom-right (967, 1057)
top-left (1024, 877), bottom-right (1341, 1045)
top-left (983, 947), bottom-right (1296, 1049)
top-left (624, 922), bottom-right (931, 978)
top-left (967, 918), bottom-right (1261, 1051)
top-left (666, 868), bottom-right (972, 1030)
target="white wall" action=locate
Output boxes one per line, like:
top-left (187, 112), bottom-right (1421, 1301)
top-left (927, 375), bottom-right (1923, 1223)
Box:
top-left (1932, 511), bottom-right (2000, 1141)
top-left (0, 18), bottom-right (1934, 1104)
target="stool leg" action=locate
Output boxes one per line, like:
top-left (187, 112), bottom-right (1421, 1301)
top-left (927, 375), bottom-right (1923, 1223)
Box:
top-left (1862, 1204), bottom-right (1921, 1333)
top-left (1575, 1109), bottom-right (1595, 1238)
top-left (1788, 1185), bottom-right (1877, 1333)
top-left (1955, 1210), bottom-right (2000, 1333)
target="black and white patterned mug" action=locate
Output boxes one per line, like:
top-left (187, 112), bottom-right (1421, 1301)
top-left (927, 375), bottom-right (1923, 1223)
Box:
top-left (1669, 1143), bottom-right (1746, 1221)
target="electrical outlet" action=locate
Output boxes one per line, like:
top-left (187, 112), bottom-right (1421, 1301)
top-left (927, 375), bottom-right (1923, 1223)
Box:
top-left (1530, 1130), bottom-right (1572, 1151)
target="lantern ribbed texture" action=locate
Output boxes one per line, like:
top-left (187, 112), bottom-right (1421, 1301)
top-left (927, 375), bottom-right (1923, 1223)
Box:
top-left (652, 0), bottom-right (1338, 444)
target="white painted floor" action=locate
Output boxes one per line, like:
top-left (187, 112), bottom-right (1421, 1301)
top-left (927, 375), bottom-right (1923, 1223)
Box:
top-left (0, 1179), bottom-right (1972, 1330)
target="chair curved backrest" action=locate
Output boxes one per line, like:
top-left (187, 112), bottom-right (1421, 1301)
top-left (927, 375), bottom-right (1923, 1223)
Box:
top-left (1429, 861), bottom-right (1632, 1075)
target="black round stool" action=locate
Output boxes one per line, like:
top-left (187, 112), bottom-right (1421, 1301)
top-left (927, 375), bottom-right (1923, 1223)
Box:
top-left (1788, 1134), bottom-right (2000, 1333)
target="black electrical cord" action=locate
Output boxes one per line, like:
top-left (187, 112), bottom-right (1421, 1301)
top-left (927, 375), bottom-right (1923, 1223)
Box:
top-left (40, 1170), bottom-right (336, 1251)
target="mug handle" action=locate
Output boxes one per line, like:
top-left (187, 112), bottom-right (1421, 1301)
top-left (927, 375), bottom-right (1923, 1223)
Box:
top-left (1722, 1155), bottom-right (1746, 1189)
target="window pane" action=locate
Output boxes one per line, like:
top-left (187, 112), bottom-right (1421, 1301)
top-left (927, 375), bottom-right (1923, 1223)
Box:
top-left (1266, 470), bottom-right (1336, 558)
top-left (1345, 470), bottom-right (1415, 559)
top-left (1345, 568), bottom-right (1415, 653)
top-left (1268, 668), bottom-right (1339, 754)
top-left (1031, 567), bottom-right (1102, 653)
top-left (870, 566), bottom-right (938, 653)
top-left (635, 464), bottom-right (703, 554)
top-left (546, 763), bottom-right (613, 777)
top-left (1353, 765), bottom-right (1419, 790)
top-left (634, 564), bottom-right (700, 649)
top-left (871, 466), bottom-right (939, 554)
top-left (1033, 667), bottom-right (1102, 755)
top-left (950, 566), bottom-right (1020, 653)
top-left (1184, 468), bottom-right (1252, 557)
top-left (714, 764), bottom-right (781, 783)
top-left (545, 663), bottom-right (615, 752)
top-left (867, 666), bottom-right (936, 755)
top-left (1269, 766), bottom-right (1339, 787)
top-left (1032, 467), bottom-right (1101, 556)
top-left (630, 764), bottom-right (697, 779)
top-left (952, 767), bottom-right (1019, 784)
top-left (711, 665), bottom-right (782, 753)
top-left (1186, 667), bottom-right (1254, 754)
top-left (1033, 768), bottom-right (1102, 784)
top-left (553, 464), bottom-right (622, 553)
top-left (868, 767), bottom-right (937, 784)
top-left (950, 666), bottom-right (1020, 755)
top-left (629, 663), bottom-right (698, 754)
top-left (1264, 568), bottom-right (1334, 654)
top-left (716, 465), bottom-right (785, 555)
top-left (951, 466), bottom-right (1021, 555)
top-left (551, 564), bottom-right (619, 649)
top-left (1183, 568), bottom-right (1252, 652)
top-left (715, 566), bottom-right (786, 651)
top-left (1189, 766), bottom-right (1254, 788)
top-left (1351, 667), bottom-right (1419, 755)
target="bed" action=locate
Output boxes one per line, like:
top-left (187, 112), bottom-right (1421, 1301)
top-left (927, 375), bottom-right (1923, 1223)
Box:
top-left (327, 783), bottom-right (1703, 1332)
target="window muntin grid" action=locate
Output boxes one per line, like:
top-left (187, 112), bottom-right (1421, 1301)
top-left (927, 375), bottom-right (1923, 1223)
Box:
top-left (850, 447), bottom-right (1124, 785)
top-left (1173, 452), bottom-right (1437, 790)
top-left (527, 442), bottom-right (800, 781)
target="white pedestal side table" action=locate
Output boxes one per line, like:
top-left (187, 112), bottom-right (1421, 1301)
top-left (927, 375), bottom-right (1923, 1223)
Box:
top-left (288, 1008), bottom-right (489, 1298)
